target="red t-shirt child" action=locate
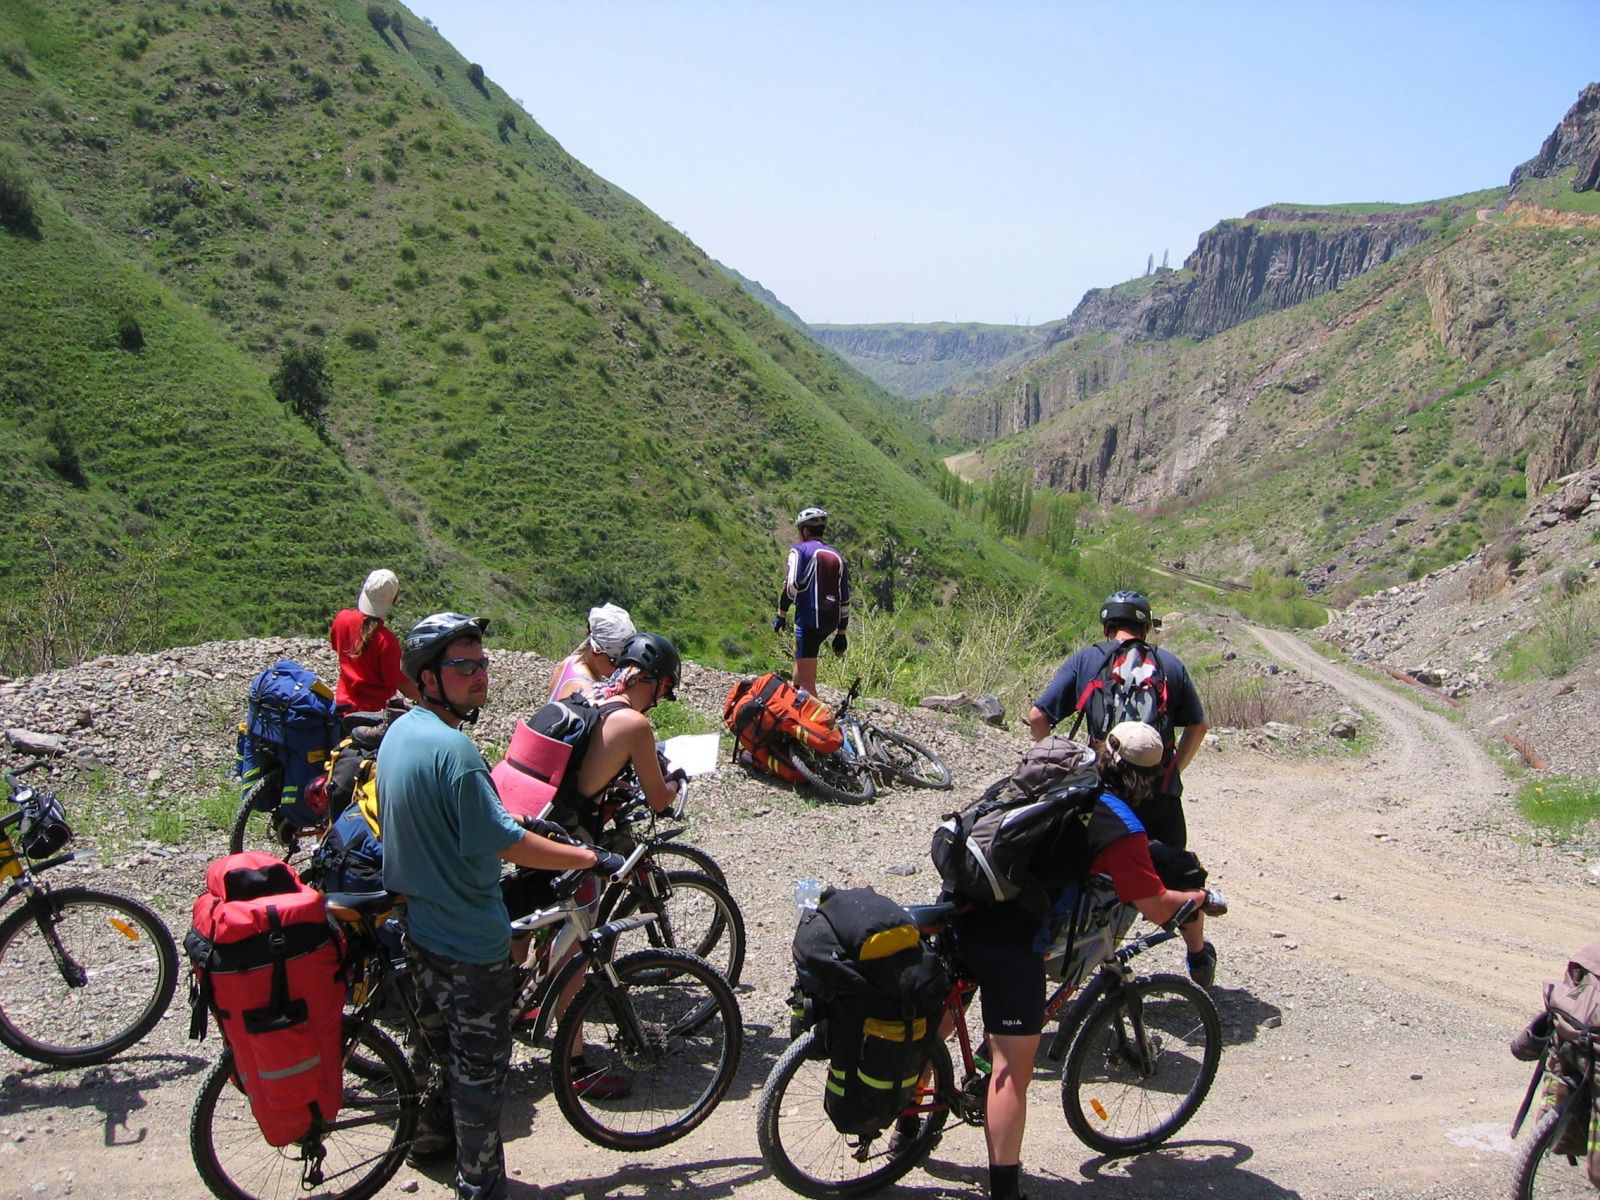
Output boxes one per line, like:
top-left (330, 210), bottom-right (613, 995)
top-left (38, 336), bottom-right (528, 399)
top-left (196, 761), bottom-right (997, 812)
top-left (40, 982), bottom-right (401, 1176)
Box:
top-left (330, 608), bottom-right (405, 713)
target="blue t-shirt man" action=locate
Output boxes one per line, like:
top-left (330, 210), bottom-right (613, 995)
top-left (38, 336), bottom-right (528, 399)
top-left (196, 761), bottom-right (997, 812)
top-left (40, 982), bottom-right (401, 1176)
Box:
top-left (1030, 640), bottom-right (1205, 799)
top-left (378, 705), bottom-right (524, 964)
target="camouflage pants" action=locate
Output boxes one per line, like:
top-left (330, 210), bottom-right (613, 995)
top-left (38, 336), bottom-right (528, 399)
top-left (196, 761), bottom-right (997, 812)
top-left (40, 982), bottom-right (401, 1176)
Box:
top-left (407, 938), bottom-right (518, 1200)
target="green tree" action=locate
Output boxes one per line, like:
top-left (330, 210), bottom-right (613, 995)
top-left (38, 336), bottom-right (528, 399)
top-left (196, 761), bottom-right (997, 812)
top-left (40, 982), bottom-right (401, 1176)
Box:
top-left (365, 4), bottom-right (389, 34)
top-left (271, 343), bottom-right (331, 430)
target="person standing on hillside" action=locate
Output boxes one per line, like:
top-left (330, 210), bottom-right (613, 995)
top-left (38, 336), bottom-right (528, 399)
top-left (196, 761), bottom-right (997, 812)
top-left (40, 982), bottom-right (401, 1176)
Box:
top-left (1025, 589), bottom-right (1216, 985)
top-left (329, 568), bottom-right (420, 714)
top-left (548, 601), bottom-right (635, 702)
top-left (771, 506), bottom-right (851, 696)
top-left (379, 611), bottom-right (625, 1200)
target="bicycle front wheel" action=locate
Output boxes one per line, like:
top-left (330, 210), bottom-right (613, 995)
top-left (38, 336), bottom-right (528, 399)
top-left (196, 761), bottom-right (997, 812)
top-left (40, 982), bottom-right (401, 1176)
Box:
top-left (603, 869), bottom-right (747, 985)
top-left (1061, 972), bottom-right (1220, 1155)
top-left (0, 886), bottom-right (178, 1066)
top-left (868, 726), bottom-right (951, 790)
top-left (190, 1021), bottom-right (417, 1200)
top-left (757, 1026), bottom-right (952, 1200)
top-left (1512, 1103), bottom-right (1595, 1200)
top-left (550, 947), bottom-right (742, 1150)
top-left (789, 745), bottom-right (876, 804)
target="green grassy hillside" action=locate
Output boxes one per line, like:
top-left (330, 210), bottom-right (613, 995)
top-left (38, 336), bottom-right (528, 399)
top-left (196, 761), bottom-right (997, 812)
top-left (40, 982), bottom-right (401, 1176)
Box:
top-left (0, 0), bottom-right (1046, 671)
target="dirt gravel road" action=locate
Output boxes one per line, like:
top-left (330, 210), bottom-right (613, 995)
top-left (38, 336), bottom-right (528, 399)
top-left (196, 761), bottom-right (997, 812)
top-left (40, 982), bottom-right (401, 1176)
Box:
top-left (2, 631), bottom-right (1592, 1200)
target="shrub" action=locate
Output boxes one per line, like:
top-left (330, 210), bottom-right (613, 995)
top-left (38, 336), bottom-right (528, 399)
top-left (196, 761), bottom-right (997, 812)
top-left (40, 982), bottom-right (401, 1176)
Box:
top-left (0, 157), bottom-right (41, 237)
top-left (117, 314), bottom-right (145, 351)
top-left (0, 42), bottom-right (31, 78)
top-left (1202, 670), bottom-right (1314, 729)
top-left (365, 3), bottom-right (389, 34)
top-left (44, 419), bottom-right (87, 487)
top-left (271, 343), bottom-right (332, 429)
top-left (344, 324), bottom-right (379, 350)
top-left (466, 62), bottom-right (486, 93)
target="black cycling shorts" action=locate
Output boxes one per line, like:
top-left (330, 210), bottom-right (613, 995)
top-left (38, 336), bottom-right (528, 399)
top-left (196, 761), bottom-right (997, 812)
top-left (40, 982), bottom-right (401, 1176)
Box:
top-left (795, 625), bottom-right (832, 659)
top-left (1140, 792), bottom-right (1187, 850)
top-left (959, 934), bottom-right (1046, 1037)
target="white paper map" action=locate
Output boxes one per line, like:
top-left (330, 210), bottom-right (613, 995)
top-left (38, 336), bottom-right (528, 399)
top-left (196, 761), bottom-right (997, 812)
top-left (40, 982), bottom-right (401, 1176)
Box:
top-left (660, 732), bottom-right (722, 778)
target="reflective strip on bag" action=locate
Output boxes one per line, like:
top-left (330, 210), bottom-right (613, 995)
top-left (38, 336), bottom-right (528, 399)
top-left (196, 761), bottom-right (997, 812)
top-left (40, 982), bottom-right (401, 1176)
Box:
top-left (862, 1016), bottom-right (927, 1042)
top-left (858, 926), bottom-right (919, 961)
top-left (257, 1053), bottom-right (324, 1081)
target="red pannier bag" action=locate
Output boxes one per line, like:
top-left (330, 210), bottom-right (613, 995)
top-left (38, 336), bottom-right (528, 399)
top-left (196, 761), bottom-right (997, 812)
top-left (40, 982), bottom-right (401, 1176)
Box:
top-left (724, 672), bottom-right (844, 782)
top-left (186, 851), bottom-right (346, 1146)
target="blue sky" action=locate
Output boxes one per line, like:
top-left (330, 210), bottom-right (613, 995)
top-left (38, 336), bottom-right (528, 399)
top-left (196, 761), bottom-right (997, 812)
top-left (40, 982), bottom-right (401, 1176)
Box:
top-left (418, 2), bottom-right (1597, 326)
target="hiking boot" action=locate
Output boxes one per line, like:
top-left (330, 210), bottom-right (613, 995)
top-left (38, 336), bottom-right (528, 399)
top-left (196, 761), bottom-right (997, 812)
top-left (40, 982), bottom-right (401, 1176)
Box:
top-left (405, 1128), bottom-right (454, 1167)
top-left (1187, 941), bottom-right (1217, 988)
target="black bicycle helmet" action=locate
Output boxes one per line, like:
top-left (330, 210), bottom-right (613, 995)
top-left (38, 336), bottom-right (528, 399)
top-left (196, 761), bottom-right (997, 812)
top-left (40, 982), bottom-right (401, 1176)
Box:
top-left (1100, 590), bottom-right (1155, 630)
top-left (615, 632), bottom-right (680, 700)
top-left (401, 612), bottom-right (490, 683)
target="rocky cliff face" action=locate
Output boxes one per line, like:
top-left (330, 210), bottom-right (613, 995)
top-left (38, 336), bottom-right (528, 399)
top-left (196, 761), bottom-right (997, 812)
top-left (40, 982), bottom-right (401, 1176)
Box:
top-left (1511, 82), bottom-right (1600, 192)
top-left (939, 207), bottom-right (1438, 443)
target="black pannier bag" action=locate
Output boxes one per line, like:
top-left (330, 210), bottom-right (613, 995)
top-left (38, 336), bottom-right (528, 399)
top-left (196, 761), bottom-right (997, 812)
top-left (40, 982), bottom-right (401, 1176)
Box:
top-left (791, 886), bottom-right (948, 1137)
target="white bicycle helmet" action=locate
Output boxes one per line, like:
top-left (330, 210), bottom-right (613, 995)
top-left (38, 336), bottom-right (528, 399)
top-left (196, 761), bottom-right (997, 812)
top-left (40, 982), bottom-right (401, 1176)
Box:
top-left (796, 506), bottom-right (829, 529)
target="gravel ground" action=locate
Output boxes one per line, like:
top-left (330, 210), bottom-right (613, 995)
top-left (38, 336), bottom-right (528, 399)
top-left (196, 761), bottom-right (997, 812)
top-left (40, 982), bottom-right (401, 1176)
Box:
top-left (1, 629), bottom-right (1595, 1199)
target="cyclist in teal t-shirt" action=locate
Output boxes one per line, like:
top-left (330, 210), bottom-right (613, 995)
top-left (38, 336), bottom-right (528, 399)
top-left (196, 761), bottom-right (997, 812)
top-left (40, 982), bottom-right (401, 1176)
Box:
top-left (379, 612), bottom-right (624, 1200)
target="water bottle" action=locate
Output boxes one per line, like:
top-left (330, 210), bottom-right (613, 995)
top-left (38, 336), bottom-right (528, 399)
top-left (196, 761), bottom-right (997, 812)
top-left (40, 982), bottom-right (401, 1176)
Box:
top-left (793, 875), bottom-right (824, 922)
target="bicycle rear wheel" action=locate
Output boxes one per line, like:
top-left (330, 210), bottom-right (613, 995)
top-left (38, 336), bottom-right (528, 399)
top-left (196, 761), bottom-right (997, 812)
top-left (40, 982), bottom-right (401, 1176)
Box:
top-left (228, 797), bottom-right (323, 865)
top-left (1061, 972), bottom-right (1220, 1155)
top-left (190, 1021), bottom-right (416, 1200)
top-left (0, 886), bottom-right (178, 1067)
top-left (1512, 1103), bottom-right (1595, 1199)
top-left (550, 947), bottom-right (742, 1150)
top-left (867, 726), bottom-right (951, 790)
top-left (757, 1026), bottom-right (951, 1200)
top-left (788, 745), bottom-right (876, 804)
top-left (602, 869), bottom-right (747, 985)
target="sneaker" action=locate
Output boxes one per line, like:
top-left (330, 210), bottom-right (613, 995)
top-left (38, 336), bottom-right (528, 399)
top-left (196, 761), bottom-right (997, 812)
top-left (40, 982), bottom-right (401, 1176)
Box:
top-left (405, 1128), bottom-right (454, 1167)
top-left (569, 1066), bottom-right (632, 1100)
top-left (1187, 941), bottom-right (1217, 988)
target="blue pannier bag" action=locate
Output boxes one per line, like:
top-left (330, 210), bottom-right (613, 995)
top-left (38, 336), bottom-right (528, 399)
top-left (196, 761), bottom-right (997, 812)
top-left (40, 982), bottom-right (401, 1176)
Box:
top-left (235, 660), bottom-right (339, 832)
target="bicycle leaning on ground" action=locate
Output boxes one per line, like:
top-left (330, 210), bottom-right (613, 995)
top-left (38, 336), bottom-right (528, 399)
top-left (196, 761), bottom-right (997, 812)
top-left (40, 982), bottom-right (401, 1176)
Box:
top-left (831, 677), bottom-right (951, 792)
top-left (0, 761), bottom-right (179, 1068)
top-left (757, 886), bottom-right (1223, 1198)
top-left (189, 838), bottom-right (744, 1200)
top-left (778, 677), bottom-right (950, 805)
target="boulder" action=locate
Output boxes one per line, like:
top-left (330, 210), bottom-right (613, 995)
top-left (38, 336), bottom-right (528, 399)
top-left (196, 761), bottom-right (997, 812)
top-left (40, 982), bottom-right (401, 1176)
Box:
top-left (5, 728), bottom-right (69, 757)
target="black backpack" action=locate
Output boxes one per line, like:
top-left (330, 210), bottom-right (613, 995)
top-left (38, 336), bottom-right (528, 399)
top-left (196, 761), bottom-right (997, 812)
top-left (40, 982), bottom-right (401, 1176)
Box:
top-left (526, 696), bottom-right (629, 833)
top-left (1073, 638), bottom-right (1171, 746)
top-left (791, 887), bottom-right (949, 1137)
top-left (930, 738), bottom-right (1101, 915)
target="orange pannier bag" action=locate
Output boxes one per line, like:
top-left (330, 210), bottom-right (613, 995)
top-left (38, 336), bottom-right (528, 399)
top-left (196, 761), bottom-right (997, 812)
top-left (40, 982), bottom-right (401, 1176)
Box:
top-left (724, 672), bottom-right (844, 782)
